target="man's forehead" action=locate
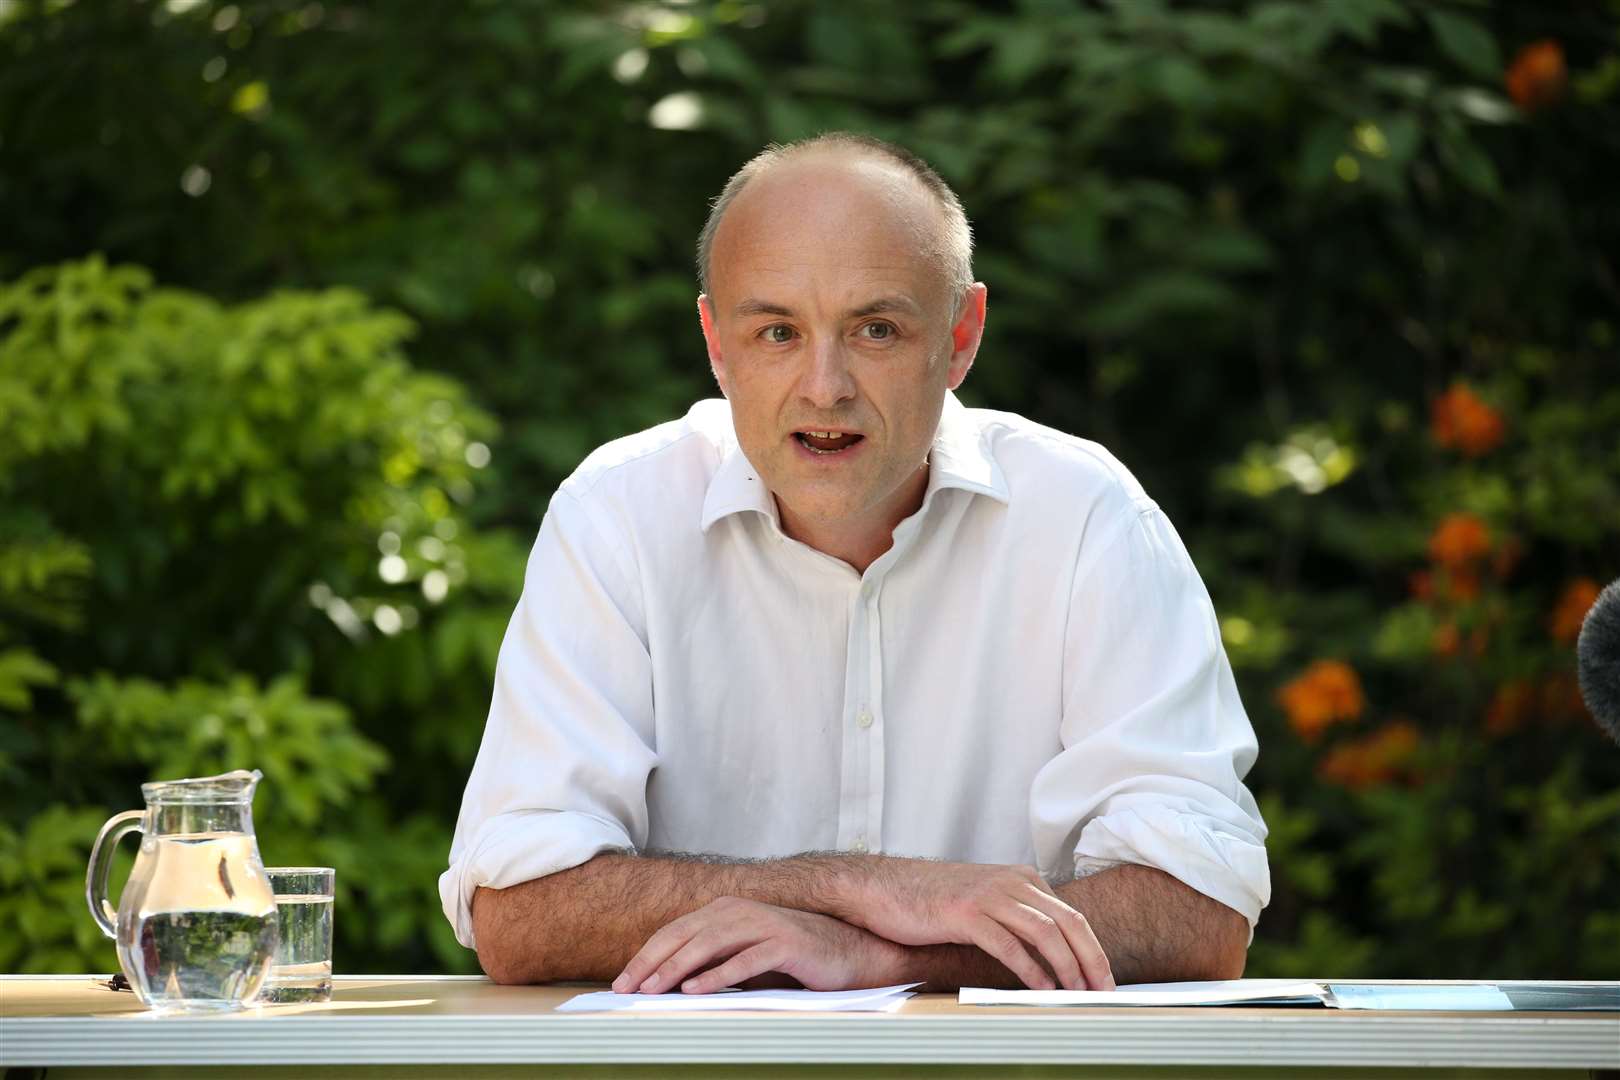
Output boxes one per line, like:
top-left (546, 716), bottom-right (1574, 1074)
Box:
top-left (729, 152), bottom-right (935, 230)
top-left (721, 257), bottom-right (934, 319)
top-left (710, 152), bottom-right (949, 301)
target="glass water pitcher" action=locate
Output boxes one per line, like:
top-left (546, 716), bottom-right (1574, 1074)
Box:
top-left (85, 769), bottom-right (278, 1012)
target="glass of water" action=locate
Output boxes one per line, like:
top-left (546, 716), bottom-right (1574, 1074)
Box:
top-left (260, 867), bottom-right (334, 1004)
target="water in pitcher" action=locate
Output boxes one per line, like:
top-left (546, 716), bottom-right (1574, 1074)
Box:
top-left (116, 832), bottom-right (278, 1010)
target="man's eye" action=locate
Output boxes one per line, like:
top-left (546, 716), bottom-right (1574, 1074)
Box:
top-left (860, 322), bottom-right (897, 341)
top-left (760, 325), bottom-right (796, 344)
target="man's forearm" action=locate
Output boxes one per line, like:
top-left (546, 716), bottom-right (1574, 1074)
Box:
top-left (471, 850), bottom-right (864, 984)
top-left (472, 852), bottom-right (1248, 989)
top-left (895, 864), bottom-right (1250, 990)
top-left (1056, 863), bottom-right (1249, 984)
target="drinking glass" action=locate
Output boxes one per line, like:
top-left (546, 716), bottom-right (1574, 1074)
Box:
top-left (260, 867), bottom-right (334, 1004)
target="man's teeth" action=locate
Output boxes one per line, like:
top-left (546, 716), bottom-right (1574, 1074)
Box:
top-left (796, 431), bottom-right (859, 454)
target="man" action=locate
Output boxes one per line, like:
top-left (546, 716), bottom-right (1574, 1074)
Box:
top-left (441, 133), bottom-right (1269, 994)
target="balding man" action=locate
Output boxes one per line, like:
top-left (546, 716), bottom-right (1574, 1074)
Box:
top-left (441, 133), bottom-right (1269, 993)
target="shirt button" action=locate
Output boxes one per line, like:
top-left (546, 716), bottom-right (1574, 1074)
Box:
top-left (851, 838), bottom-right (868, 853)
top-left (857, 709), bottom-right (874, 729)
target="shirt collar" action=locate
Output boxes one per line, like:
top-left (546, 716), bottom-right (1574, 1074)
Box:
top-left (925, 391), bottom-right (1010, 506)
top-left (699, 431), bottom-right (778, 532)
top-left (698, 391), bottom-right (1009, 533)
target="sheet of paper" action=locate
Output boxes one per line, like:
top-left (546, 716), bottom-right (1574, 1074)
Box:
top-left (960, 979), bottom-right (1328, 1008)
top-left (1326, 984), bottom-right (1514, 1011)
top-left (556, 982), bottom-right (922, 1013)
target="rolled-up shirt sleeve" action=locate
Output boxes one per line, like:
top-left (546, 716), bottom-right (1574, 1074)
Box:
top-left (438, 486), bottom-right (656, 949)
top-left (1029, 498), bottom-right (1271, 932)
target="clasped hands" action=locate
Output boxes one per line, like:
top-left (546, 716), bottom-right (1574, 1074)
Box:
top-left (610, 860), bottom-right (1114, 995)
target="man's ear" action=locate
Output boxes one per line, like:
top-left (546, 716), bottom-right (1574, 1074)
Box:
top-left (698, 294), bottom-right (729, 397)
top-left (945, 282), bottom-right (988, 390)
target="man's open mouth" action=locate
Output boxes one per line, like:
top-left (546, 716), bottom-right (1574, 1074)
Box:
top-left (795, 431), bottom-right (864, 454)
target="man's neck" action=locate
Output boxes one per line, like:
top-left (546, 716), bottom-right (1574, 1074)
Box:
top-left (777, 465), bottom-right (930, 576)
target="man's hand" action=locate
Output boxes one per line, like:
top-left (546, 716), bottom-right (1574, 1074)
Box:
top-left (837, 859), bottom-right (1115, 991)
top-left (612, 896), bottom-right (909, 995)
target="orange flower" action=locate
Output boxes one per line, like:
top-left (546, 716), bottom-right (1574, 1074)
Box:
top-left (1485, 680), bottom-right (1534, 736)
top-left (1432, 621), bottom-right (1460, 657)
top-left (1549, 578), bottom-right (1601, 644)
top-left (1428, 513), bottom-right (1491, 569)
top-left (1491, 536), bottom-right (1524, 581)
top-left (1277, 660), bottom-right (1365, 742)
top-left (1431, 383), bottom-right (1505, 456)
top-left (1539, 672), bottom-right (1589, 724)
top-left (1443, 568), bottom-right (1482, 603)
top-left (1506, 40), bottom-right (1567, 111)
top-left (1317, 721), bottom-right (1421, 790)
top-left (1408, 570), bottom-right (1434, 601)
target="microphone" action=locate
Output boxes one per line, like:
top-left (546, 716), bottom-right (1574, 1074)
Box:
top-left (1577, 578), bottom-right (1620, 745)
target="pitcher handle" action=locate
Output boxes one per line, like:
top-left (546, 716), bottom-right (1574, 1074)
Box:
top-left (85, 810), bottom-right (144, 940)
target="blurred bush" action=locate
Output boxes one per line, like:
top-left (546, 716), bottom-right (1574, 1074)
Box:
top-left (1, 0), bottom-right (1617, 977)
top-left (0, 256), bottom-right (515, 972)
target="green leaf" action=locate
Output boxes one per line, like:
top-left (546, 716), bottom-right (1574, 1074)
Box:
top-left (1299, 121), bottom-right (1347, 187)
top-left (0, 648), bottom-right (58, 711)
top-left (1380, 112), bottom-right (1422, 167)
top-left (1425, 9), bottom-right (1501, 79)
top-left (1153, 57), bottom-right (1215, 108)
top-left (1437, 125), bottom-right (1503, 198)
top-left (1181, 226), bottom-right (1273, 272)
top-left (1083, 272), bottom-right (1238, 337)
top-left (984, 24), bottom-right (1050, 88)
top-left (1325, 0), bottom-right (1411, 45)
top-left (1442, 87), bottom-right (1519, 125)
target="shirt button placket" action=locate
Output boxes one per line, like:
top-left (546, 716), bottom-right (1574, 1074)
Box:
top-left (836, 580), bottom-right (872, 855)
top-left (862, 579), bottom-right (884, 856)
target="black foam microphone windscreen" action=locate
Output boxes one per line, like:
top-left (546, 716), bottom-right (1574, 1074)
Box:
top-left (1576, 578), bottom-right (1620, 745)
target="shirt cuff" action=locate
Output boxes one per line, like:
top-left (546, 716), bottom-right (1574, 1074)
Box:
top-left (1074, 804), bottom-right (1271, 940)
top-left (438, 808), bottom-right (634, 949)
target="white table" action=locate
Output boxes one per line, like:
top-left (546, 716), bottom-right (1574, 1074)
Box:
top-left (3, 974), bottom-right (1617, 1078)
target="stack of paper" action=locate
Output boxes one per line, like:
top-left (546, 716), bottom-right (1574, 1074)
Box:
top-left (557, 982), bottom-right (921, 1013)
top-left (960, 979), bottom-right (1327, 1008)
top-left (960, 979), bottom-right (1620, 1011)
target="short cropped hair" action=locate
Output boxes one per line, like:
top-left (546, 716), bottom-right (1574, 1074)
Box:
top-left (696, 132), bottom-right (974, 306)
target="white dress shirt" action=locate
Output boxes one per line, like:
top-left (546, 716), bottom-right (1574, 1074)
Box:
top-left (440, 393), bottom-right (1270, 948)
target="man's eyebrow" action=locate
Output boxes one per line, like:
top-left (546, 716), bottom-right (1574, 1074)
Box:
top-left (733, 298), bottom-right (794, 317)
top-left (846, 295), bottom-right (923, 318)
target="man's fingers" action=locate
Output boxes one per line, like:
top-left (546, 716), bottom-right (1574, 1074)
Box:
top-left (1024, 891), bottom-right (1115, 991)
top-left (1057, 909), bottom-right (1113, 991)
top-left (1005, 902), bottom-right (1083, 991)
top-left (680, 942), bottom-right (782, 995)
top-left (970, 918), bottom-right (1053, 991)
top-left (1082, 941), bottom-right (1115, 992)
top-left (639, 928), bottom-right (748, 993)
top-left (614, 918), bottom-right (700, 993)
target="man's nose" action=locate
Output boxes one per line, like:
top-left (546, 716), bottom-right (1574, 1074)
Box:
top-left (798, 336), bottom-right (857, 410)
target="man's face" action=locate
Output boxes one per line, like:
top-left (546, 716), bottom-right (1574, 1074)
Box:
top-left (699, 154), bottom-right (985, 538)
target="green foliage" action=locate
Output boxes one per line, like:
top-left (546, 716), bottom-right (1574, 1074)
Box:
top-left (69, 673), bottom-right (386, 828)
top-left (1, 0), bottom-right (1617, 979)
top-left (0, 256), bottom-right (511, 972)
top-left (0, 805), bottom-right (113, 971)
